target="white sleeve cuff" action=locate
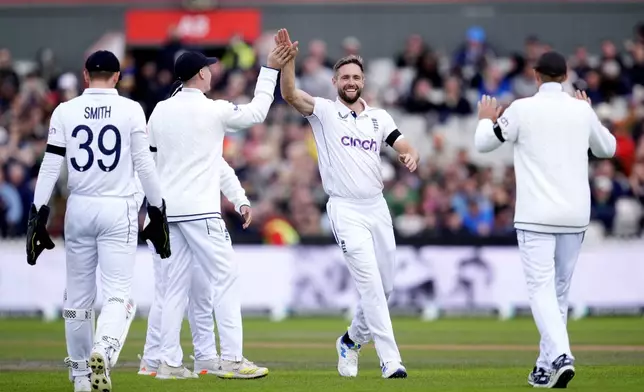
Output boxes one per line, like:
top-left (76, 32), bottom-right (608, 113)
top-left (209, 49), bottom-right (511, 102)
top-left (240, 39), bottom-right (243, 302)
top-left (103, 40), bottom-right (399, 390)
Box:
top-left (236, 200), bottom-right (251, 215)
top-left (260, 66), bottom-right (279, 78)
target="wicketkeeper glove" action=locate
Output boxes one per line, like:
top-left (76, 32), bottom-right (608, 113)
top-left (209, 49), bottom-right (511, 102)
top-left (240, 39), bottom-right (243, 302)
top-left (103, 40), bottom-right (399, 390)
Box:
top-left (26, 204), bottom-right (55, 266)
top-left (141, 200), bottom-right (171, 259)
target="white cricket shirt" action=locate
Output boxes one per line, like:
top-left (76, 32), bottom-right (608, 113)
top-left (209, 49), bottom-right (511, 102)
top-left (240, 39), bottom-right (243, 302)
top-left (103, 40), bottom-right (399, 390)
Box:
top-left (306, 97), bottom-right (402, 200)
top-left (148, 66), bottom-right (278, 222)
top-left (474, 82), bottom-right (617, 234)
top-left (38, 88), bottom-right (162, 207)
top-left (139, 157), bottom-right (250, 226)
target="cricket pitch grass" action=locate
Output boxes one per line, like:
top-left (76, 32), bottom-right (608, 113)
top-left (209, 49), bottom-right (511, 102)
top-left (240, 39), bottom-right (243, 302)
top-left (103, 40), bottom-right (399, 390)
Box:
top-left (1, 316), bottom-right (643, 391)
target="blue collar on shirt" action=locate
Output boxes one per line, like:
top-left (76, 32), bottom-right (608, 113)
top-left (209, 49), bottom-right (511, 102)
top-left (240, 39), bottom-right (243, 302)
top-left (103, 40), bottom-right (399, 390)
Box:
top-left (538, 82), bottom-right (564, 93)
top-left (83, 88), bottom-right (118, 95)
top-left (335, 97), bottom-right (370, 118)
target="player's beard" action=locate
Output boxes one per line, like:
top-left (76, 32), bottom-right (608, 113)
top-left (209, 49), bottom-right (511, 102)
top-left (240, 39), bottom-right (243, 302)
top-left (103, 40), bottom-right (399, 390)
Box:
top-left (338, 85), bottom-right (362, 104)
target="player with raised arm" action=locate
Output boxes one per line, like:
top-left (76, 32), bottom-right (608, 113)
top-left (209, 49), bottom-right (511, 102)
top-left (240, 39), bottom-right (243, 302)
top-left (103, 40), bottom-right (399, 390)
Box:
top-left (474, 51), bottom-right (616, 388)
top-left (26, 50), bottom-right (170, 392)
top-left (137, 158), bottom-right (254, 378)
top-left (277, 29), bottom-right (419, 379)
top-left (146, 37), bottom-right (296, 380)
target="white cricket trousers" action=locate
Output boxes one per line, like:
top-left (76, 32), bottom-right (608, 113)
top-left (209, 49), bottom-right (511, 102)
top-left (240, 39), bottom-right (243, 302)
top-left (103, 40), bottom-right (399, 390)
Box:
top-left (142, 253), bottom-right (230, 365)
top-left (326, 195), bottom-right (402, 365)
top-left (63, 194), bottom-right (139, 377)
top-left (517, 229), bottom-right (584, 369)
top-left (159, 218), bottom-right (243, 367)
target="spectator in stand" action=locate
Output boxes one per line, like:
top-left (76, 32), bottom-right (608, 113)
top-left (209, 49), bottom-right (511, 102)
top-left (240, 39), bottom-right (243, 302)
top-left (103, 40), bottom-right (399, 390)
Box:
top-left (453, 26), bottom-right (494, 76)
top-left (442, 208), bottom-right (471, 238)
top-left (591, 176), bottom-right (618, 234)
top-left (477, 63), bottom-right (513, 103)
top-left (523, 36), bottom-right (545, 63)
top-left (439, 75), bottom-right (472, 121)
top-left (570, 46), bottom-right (594, 80)
top-left (0, 168), bottom-right (21, 237)
top-left (221, 35), bottom-right (257, 71)
top-left (629, 160), bottom-right (644, 233)
top-left (298, 55), bottom-right (335, 100)
top-left (583, 69), bottom-right (605, 104)
top-left (6, 161), bottom-right (32, 236)
top-left (341, 36), bottom-right (361, 57)
top-left (307, 39), bottom-right (335, 70)
top-left (415, 50), bottom-right (443, 88)
top-left (403, 78), bottom-right (440, 115)
top-left (2, 24), bottom-right (644, 241)
top-left (158, 26), bottom-right (187, 71)
top-left (396, 34), bottom-right (427, 68)
top-left (511, 61), bottom-right (539, 99)
top-left (629, 42), bottom-right (644, 87)
top-left (0, 49), bottom-right (20, 112)
top-left (613, 122), bottom-right (637, 176)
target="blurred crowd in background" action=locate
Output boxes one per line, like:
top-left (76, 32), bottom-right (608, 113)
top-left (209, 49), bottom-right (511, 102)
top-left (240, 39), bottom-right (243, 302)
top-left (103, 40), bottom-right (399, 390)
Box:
top-left (1, 24), bottom-right (644, 243)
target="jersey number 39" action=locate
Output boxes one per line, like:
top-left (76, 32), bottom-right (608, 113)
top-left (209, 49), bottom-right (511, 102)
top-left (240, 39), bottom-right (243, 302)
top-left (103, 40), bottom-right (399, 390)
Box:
top-left (70, 124), bottom-right (121, 172)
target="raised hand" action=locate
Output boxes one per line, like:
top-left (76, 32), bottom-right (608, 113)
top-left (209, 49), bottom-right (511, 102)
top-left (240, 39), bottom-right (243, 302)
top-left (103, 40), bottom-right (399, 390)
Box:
top-left (573, 90), bottom-right (592, 105)
top-left (267, 43), bottom-right (298, 69)
top-left (477, 95), bottom-right (502, 122)
top-left (274, 28), bottom-right (299, 62)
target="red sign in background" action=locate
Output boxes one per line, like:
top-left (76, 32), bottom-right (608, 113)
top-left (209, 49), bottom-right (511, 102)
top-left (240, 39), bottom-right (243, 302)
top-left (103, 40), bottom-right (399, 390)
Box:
top-left (125, 9), bottom-right (261, 45)
top-left (0, 0), bottom-right (636, 5)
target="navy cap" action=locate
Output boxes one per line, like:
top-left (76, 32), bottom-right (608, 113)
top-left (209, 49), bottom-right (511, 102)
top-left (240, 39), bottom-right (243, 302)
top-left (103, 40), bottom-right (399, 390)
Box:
top-left (174, 51), bottom-right (218, 81)
top-left (85, 50), bottom-right (121, 73)
top-left (534, 51), bottom-right (567, 78)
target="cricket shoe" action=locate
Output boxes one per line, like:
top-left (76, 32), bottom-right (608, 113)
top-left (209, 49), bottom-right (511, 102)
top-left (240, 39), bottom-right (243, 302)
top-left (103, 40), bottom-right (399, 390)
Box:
top-left (137, 354), bottom-right (158, 377)
top-left (73, 375), bottom-right (91, 392)
top-left (190, 354), bottom-right (220, 375)
top-left (547, 354), bottom-right (575, 388)
top-left (528, 367), bottom-right (551, 387)
top-left (155, 361), bottom-right (199, 380)
top-left (215, 358), bottom-right (269, 379)
top-left (381, 361), bottom-right (407, 379)
top-left (336, 335), bottom-right (361, 377)
top-left (89, 348), bottom-right (112, 392)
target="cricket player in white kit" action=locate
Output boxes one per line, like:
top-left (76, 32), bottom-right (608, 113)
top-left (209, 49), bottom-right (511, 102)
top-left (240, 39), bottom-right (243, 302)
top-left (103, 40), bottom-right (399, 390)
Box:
top-left (27, 50), bottom-right (171, 392)
top-left (277, 29), bottom-right (419, 379)
top-left (138, 158), bottom-right (253, 377)
top-left (146, 41), bottom-right (296, 379)
top-left (474, 51), bottom-right (616, 389)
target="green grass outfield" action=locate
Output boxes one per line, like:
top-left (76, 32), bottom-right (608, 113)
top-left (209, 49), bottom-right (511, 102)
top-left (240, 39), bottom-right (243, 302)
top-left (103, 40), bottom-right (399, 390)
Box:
top-left (1, 317), bottom-right (643, 391)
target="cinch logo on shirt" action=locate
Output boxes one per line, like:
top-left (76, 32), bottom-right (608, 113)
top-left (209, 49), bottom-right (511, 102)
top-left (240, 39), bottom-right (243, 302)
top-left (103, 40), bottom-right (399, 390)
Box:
top-left (341, 136), bottom-right (379, 152)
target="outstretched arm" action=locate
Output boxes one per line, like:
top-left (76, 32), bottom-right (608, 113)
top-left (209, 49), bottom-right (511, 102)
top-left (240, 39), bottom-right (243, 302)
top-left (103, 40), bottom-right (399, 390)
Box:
top-left (573, 90), bottom-right (616, 158)
top-left (277, 29), bottom-right (315, 116)
top-left (220, 33), bottom-right (297, 131)
top-left (475, 96), bottom-right (518, 153)
top-left (33, 105), bottom-right (66, 210)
